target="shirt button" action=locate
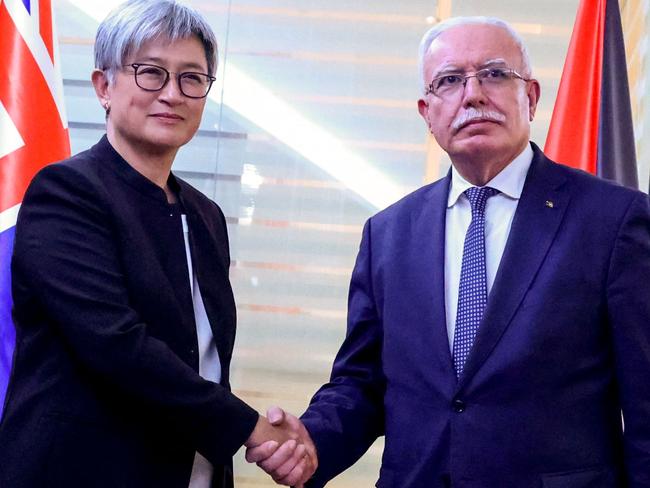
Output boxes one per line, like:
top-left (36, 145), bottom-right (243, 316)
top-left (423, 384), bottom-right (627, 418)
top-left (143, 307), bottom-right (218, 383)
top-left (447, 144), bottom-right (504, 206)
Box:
top-left (452, 399), bottom-right (466, 413)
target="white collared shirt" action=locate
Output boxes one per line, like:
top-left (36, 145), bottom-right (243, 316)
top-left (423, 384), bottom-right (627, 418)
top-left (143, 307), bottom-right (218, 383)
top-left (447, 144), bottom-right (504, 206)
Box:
top-left (444, 143), bottom-right (534, 349)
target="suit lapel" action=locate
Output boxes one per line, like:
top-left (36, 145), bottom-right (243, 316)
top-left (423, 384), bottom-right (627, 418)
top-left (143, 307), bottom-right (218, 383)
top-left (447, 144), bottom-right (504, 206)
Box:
top-left (412, 173), bottom-right (456, 378)
top-left (457, 146), bottom-right (571, 389)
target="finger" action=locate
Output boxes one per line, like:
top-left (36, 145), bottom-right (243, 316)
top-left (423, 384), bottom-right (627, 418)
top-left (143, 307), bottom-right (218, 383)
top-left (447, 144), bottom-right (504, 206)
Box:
top-left (278, 454), bottom-right (312, 487)
top-left (270, 443), bottom-right (306, 481)
top-left (266, 406), bottom-right (286, 425)
top-left (258, 439), bottom-right (298, 473)
top-left (245, 440), bottom-right (279, 463)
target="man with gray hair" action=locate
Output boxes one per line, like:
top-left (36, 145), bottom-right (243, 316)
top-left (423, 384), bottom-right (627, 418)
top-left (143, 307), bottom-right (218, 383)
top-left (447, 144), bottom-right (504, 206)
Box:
top-left (248, 16), bottom-right (650, 487)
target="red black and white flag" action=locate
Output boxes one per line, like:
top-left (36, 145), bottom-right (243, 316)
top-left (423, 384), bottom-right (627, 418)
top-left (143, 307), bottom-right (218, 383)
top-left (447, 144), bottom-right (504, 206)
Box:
top-left (0, 0), bottom-right (70, 411)
top-left (545, 0), bottom-right (638, 189)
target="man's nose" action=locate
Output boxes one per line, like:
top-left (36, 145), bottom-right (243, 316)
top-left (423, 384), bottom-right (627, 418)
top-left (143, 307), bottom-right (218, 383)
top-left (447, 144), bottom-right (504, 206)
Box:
top-left (461, 76), bottom-right (488, 106)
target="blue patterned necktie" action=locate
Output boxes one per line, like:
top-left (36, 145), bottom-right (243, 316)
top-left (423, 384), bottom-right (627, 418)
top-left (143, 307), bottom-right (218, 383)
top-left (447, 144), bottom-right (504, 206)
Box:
top-left (453, 186), bottom-right (499, 378)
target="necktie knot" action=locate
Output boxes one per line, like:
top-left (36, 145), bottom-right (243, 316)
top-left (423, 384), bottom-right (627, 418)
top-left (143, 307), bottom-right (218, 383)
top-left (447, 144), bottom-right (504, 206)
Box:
top-left (464, 186), bottom-right (499, 215)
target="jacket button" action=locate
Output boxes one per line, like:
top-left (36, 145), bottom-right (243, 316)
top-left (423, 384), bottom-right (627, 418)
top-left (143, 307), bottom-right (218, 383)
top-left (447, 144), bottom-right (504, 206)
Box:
top-left (452, 399), bottom-right (466, 413)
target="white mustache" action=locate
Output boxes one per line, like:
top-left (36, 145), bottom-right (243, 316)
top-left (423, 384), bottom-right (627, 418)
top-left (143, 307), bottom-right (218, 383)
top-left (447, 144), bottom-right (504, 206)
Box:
top-left (452, 107), bottom-right (506, 131)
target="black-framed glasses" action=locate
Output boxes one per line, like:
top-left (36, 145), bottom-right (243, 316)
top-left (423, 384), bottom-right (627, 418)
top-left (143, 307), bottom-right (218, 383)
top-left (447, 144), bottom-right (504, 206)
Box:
top-left (123, 63), bottom-right (216, 99)
top-left (425, 67), bottom-right (530, 98)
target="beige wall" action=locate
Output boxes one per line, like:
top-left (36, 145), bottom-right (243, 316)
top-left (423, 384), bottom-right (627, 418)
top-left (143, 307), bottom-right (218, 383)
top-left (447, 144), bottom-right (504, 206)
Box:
top-left (622, 0), bottom-right (650, 191)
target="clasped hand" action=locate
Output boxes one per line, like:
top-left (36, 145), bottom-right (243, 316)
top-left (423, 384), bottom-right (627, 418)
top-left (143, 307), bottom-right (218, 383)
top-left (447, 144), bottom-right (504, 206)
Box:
top-left (244, 406), bottom-right (318, 487)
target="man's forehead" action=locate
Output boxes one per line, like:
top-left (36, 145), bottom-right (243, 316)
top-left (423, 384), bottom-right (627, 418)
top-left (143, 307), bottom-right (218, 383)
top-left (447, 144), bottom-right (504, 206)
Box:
top-left (424, 24), bottom-right (521, 73)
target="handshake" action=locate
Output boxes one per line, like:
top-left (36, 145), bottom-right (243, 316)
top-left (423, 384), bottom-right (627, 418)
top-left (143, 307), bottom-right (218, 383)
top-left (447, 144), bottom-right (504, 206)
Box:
top-left (244, 406), bottom-right (318, 487)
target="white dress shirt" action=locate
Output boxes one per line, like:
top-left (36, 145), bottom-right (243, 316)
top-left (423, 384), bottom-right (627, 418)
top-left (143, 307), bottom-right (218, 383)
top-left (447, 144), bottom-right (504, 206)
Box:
top-left (182, 215), bottom-right (222, 488)
top-left (444, 144), bottom-right (534, 350)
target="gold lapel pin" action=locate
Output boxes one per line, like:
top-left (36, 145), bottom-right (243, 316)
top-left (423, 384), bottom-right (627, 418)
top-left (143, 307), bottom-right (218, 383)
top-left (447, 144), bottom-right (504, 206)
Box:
top-left (545, 200), bottom-right (554, 208)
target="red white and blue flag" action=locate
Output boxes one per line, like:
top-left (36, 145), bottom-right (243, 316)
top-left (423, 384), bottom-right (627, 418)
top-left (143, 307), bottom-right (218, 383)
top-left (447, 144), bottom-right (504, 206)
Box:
top-left (545, 0), bottom-right (638, 188)
top-left (0, 0), bottom-right (70, 412)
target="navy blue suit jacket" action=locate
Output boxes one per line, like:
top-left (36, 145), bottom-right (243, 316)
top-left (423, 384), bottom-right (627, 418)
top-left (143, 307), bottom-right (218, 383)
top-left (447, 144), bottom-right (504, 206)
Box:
top-left (301, 144), bottom-right (650, 487)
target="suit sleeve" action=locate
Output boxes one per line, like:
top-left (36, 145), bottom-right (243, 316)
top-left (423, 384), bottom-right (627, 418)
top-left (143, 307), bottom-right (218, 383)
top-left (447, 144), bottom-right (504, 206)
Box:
top-left (11, 164), bottom-right (258, 463)
top-left (301, 219), bottom-right (386, 487)
top-left (607, 192), bottom-right (650, 486)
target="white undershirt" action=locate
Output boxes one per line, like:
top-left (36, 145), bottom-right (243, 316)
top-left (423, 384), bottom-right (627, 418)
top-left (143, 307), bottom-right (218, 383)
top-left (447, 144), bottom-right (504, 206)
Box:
top-left (182, 215), bottom-right (222, 488)
top-left (444, 144), bottom-right (533, 350)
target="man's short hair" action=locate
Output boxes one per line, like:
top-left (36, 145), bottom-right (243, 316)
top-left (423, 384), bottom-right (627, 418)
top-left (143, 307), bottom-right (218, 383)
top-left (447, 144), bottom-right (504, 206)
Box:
top-left (95, 0), bottom-right (218, 84)
top-left (418, 16), bottom-right (532, 95)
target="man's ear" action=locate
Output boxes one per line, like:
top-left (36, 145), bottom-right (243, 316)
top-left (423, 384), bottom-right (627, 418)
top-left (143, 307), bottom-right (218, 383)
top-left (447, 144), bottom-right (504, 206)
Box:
top-left (91, 69), bottom-right (111, 112)
top-left (418, 98), bottom-right (428, 119)
top-left (527, 79), bottom-right (541, 121)
top-left (418, 98), bottom-right (434, 133)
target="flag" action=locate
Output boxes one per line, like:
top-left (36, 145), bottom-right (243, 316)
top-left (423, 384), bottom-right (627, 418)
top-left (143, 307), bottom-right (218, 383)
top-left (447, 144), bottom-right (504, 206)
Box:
top-left (545, 0), bottom-right (638, 189)
top-left (0, 0), bottom-right (70, 413)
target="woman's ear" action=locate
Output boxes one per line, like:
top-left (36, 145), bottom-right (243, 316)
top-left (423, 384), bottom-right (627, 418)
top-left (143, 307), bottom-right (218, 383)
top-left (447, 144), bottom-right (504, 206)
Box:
top-left (91, 69), bottom-right (111, 114)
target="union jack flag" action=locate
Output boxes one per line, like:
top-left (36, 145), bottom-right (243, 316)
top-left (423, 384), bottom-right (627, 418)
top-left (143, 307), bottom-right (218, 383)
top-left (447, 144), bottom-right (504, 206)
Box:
top-left (0, 0), bottom-right (70, 413)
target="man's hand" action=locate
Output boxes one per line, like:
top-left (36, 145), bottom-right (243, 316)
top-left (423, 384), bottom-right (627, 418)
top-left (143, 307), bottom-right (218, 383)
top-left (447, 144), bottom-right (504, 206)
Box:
top-left (245, 407), bottom-right (318, 487)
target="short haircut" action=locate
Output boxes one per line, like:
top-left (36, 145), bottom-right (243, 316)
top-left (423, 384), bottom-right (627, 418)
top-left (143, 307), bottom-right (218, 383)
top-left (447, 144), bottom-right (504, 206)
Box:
top-left (94, 0), bottom-right (218, 83)
top-left (417, 16), bottom-right (532, 94)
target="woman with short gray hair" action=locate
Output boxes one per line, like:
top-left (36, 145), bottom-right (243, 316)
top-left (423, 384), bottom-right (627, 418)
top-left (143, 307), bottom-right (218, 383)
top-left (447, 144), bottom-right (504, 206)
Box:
top-left (0, 2), bottom-right (309, 487)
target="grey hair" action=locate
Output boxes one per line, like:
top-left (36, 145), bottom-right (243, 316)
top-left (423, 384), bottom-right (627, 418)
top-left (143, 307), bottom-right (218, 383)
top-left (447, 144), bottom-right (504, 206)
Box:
top-left (95, 0), bottom-right (218, 84)
top-left (418, 16), bottom-right (532, 94)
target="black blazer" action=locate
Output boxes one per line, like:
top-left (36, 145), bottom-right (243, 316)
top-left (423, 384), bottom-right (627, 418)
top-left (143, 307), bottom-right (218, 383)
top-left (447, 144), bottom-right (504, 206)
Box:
top-left (0, 136), bottom-right (258, 488)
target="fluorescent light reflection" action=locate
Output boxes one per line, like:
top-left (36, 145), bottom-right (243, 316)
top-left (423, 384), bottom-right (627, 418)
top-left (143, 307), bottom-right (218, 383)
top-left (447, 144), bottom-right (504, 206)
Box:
top-left (213, 65), bottom-right (404, 210)
top-left (241, 164), bottom-right (263, 191)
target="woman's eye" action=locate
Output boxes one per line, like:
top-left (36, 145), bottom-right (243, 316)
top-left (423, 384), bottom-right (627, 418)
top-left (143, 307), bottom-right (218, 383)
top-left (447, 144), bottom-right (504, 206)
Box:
top-left (183, 74), bottom-right (203, 83)
top-left (140, 67), bottom-right (164, 76)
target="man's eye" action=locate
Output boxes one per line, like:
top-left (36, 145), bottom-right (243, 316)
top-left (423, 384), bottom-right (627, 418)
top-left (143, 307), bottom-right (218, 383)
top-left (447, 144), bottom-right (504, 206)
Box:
top-left (486, 68), bottom-right (508, 79)
top-left (437, 75), bottom-right (463, 87)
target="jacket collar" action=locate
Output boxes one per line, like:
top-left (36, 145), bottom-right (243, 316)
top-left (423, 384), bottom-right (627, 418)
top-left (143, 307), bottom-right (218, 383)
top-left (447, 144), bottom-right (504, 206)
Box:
top-left (92, 135), bottom-right (183, 207)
